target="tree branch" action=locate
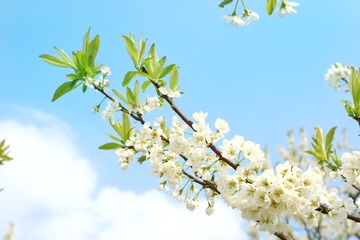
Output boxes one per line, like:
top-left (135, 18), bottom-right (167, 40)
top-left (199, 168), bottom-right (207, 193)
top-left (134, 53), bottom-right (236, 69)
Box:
top-left (316, 205), bottom-right (360, 223)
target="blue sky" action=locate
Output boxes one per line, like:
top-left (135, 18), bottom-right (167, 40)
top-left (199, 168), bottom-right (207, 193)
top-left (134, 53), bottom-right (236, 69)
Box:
top-left (1, 0), bottom-right (360, 239)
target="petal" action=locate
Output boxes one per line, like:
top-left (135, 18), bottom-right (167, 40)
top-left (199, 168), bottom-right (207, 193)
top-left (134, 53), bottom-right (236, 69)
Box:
top-left (287, 7), bottom-right (297, 15)
top-left (288, 2), bottom-right (299, 6)
top-left (250, 11), bottom-right (259, 20)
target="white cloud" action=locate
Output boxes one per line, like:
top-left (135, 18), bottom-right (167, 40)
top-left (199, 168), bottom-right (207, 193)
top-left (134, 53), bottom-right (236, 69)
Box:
top-left (0, 111), bottom-right (246, 240)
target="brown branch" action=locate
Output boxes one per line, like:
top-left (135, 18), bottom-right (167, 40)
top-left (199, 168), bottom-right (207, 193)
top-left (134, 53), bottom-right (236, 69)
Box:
top-left (316, 205), bottom-right (360, 223)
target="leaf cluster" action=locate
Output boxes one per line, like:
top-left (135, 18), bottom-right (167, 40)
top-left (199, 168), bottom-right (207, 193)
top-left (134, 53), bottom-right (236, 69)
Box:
top-left (39, 28), bottom-right (104, 102)
top-left (99, 112), bottom-right (133, 150)
top-left (305, 126), bottom-right (341, 171)
top-left (0, 139), bottom-right (13, 165)
top-left (340, 67), bottom-right (360, 118)
top-left (121, 32), bottom-right (181, 101)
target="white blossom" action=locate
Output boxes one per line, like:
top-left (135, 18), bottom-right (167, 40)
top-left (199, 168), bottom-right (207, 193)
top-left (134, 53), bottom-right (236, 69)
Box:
top-left (221, 15), bottom-right (244, 27)
top-left (275, 0), bottom-right (299, 19)
top-left (101, 66), bottom-right (112, 75)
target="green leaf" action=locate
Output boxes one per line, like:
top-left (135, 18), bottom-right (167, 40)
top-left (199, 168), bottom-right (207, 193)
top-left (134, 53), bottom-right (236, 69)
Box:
top-left (339, 99), bottom-right (354, 108)
top-left (141, 80), bottom-right (152, 92)
top-left (137, 155), bottom-right (147, 164)
top-left (140, 57), bottom-right (153, 70)
top-left (98, 142), bottom-right (123, 150)
top-left (266, 0), bottom-right (277, 15)
top-left (138, 71), bottom-right (154, 80)
top-left (126, 87), bottom-right (136, 102)
top-left (87, 35), bottom-right (100, 59)
top-left (52, 81), bottom-right (74, 102)
top-left (170, 65), bottom-right (179, 91)
top-left (218, 0), bottom-right (233, 8)
top-left (145, 43), bottom-right (158, 77)
top-left (39, 54), bottom-right (72, 68)
top-left (54, 47), bottom-right (74, 67)
top-left (138, 35), bottom-right (147, 67)
top-left (122, 35), bottom-right (139, 69)
top-left (159, 64), bottom-right (175, 79)
top-left (154, 56), bottom-right (166, 79)
top-left (134, 80), bottom-right (139, 102)
top-left (83, 28), bottom-right (91, 53)
top-left (123, 71), bottom-right (139, 87)
top-left (325, 127), bottom-right (337, 152)
top-left (326, 165), bottom-right (338, 170)
top-left (106, 133), bottom-right (122, 143)
top-left (66, 73), bottom-right (81, 80)
top-left (350, 67), bottom-right (360, 108)
top-left (112, 89), bottom-right (129, 104)
top-left (122, 112), bottom-right (131, 132)
top-left (82, 83), bottom-right (87, 93)
top-left (333, 149), bottom-right (342, 167)
top-left (77, 51), bottom-right (88, 73)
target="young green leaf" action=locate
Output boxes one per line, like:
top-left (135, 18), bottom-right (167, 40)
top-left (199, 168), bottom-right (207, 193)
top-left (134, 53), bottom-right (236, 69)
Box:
top-left (83, 28), bottom-right (91, 53)
top-left (218, 0), bottom-right (233, 8)
top-left (170, 65), bottom-right (179, 91)
top-left (87, 35), bottom-right (100, 59)
top-left (325, 127), bottom-right (337, 152)
top-left (106, 133), bottom-right (122, 143)
top-left (350, 67), bottom-right (360, 109)
top-left (39, 54), bottom-right (73, 68)
top-left (134, 80), bottom-right (139, 102)
top-left (98, 142), bottom-right (123, 150)
top-left (137, 155), bottom-right (147, 164)
top-left (159, 64), bottom-right (175, 79)
top-left (66, 73), bottom-right (81, 80)
top-left (126, 87), bottom-right (136, 102)
top-left (122, 112), bottom-right (131, 133)
top-left (140, 57), bottom-right (153, 70)
top-left (266, 0), bottom-right (277, 15)
top-left (82, 83), bottom-right (87, 93)
top-left (154, 56), bottom-right (166, 79)
top-left (145, 43), bottom-right (158, 77)
top-left (123, 71), bottom-right (139, 87)
top-left (138, 36), bottom-right (147, 67)
top-left (122, 35), bottom-right (139, 69)
top-left (141, 80), bottom-right (152, 92)
top-left (54, 47), bottom-right (74, 67)
top-left (112, 89), bottom-right (129, 104)
top-left (52, 81), bottom-right (74, 102)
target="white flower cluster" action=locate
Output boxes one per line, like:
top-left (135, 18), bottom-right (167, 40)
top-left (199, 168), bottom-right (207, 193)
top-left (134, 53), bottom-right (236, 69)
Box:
top-left (325, 62), bottom-right (351, 91)
top-left (216, 161), bottom-right (357, 233)
top-left (128, 96), bottom-right (161, 114)
top-left (100, 99), bottom-right (121, 124)
top-left (85, 67), bottom-right (112, 92)
top-left (221, 10), bottom-right (259, 27)
top-left (116, 113), bottom-right (251, 214)
top-left (113, 110), bottom-right (358, 233)
top-left (340, 151), bottom-right (360, 185)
